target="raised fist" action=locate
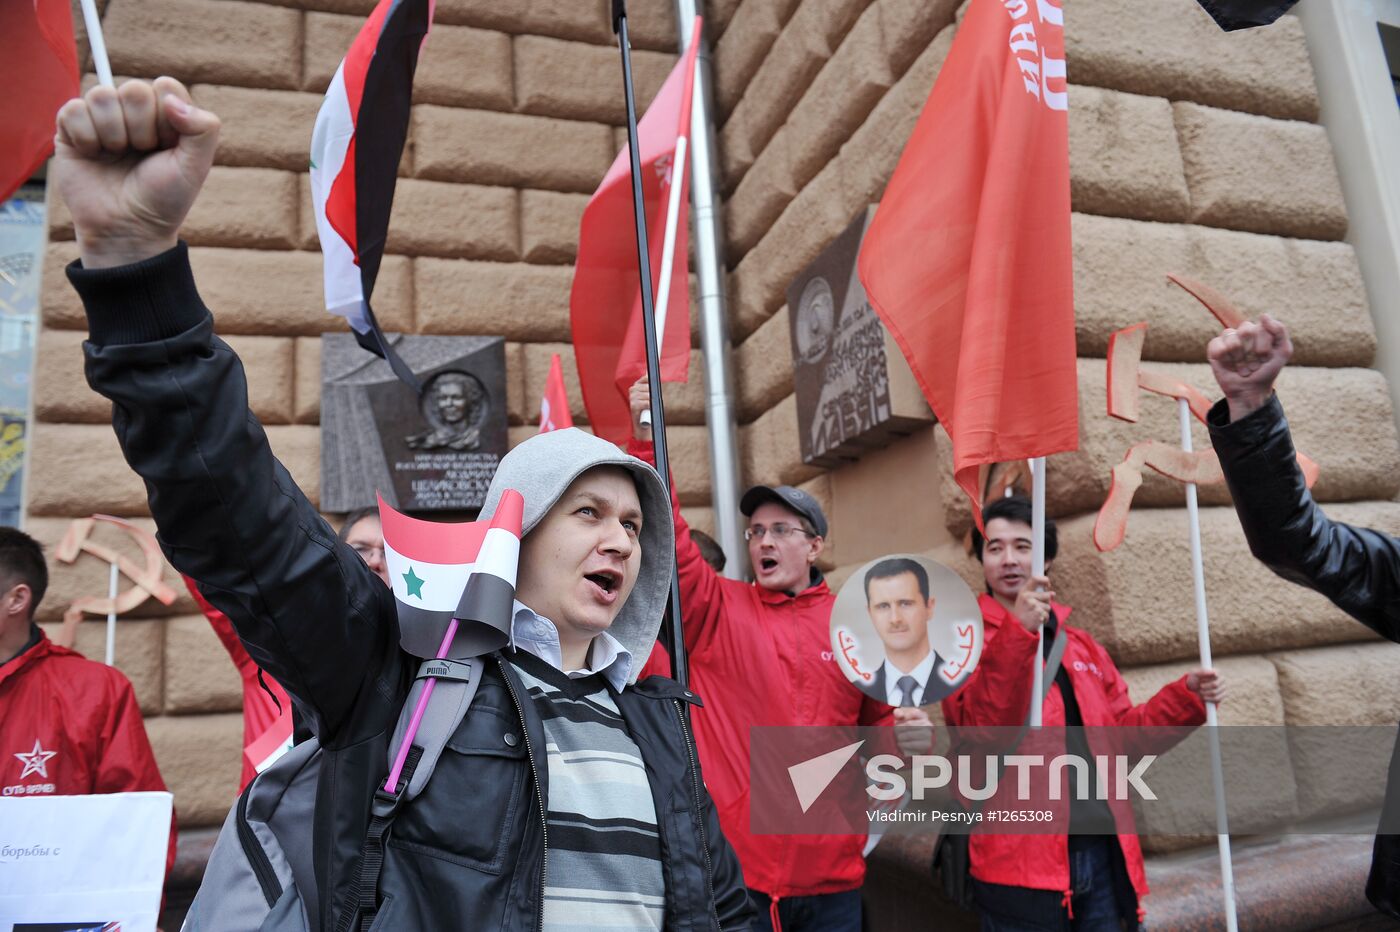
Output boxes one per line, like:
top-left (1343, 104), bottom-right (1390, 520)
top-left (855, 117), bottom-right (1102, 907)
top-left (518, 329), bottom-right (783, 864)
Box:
top-left (53, 77), bottom-right (220, 269)
top-left (1206, 314), bottom-right (1292, 422)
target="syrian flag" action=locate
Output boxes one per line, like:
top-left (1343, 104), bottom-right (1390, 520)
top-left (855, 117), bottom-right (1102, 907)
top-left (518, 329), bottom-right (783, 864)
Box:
top-left (538, 352), bottom-right (574, 433)
top-left (379, 490), bottom-right (522, 798)
top-left (310, 0), bottom-right (434, 392)
top-left (569, 18), bottom-right (702, 445)
top-left (379, 489), bottom-right (522, 660)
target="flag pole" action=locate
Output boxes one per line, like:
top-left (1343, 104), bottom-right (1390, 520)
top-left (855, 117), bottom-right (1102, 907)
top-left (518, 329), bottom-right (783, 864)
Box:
top-left (78, 0), bottom-right (115, 88)
top-left (637, 131), bottom-right (688, 429)
top-left (1029, 456), bottom-right (1046, 727)
top-left (613, 0), bottom-right (688, 691)
top-left (1178, 398), bottom-right (1239, 931)
top-left (104, 561), bottom-right (118, 665)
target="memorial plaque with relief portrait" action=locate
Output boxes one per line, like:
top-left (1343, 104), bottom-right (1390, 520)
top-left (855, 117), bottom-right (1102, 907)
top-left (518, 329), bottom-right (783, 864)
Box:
top-left (321, 334), bottom-right (507, 513)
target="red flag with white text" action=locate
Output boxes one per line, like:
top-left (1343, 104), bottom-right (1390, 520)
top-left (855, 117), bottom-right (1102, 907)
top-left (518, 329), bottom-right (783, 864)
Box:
top-left (857, 0), bottom-right (1078, 527)
top-left (569, 19), bottom-right (702, 445)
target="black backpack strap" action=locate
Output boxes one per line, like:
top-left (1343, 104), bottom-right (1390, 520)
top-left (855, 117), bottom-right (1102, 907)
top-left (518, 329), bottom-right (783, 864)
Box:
top-left (337, 656), bottom-right (487, 932)
top-left (343, 745), bottom-right (423, 932)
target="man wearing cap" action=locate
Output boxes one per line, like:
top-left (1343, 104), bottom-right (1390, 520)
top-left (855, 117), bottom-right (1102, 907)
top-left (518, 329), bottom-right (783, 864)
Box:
top-left (629, 380), bottom-right (927, 932)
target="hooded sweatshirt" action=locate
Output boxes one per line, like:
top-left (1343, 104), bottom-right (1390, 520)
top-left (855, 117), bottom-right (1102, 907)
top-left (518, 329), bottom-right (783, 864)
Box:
top-left (480, 427), bottom-right (674, 675)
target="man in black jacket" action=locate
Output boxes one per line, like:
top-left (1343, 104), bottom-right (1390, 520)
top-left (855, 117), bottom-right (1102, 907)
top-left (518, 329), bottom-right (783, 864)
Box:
top-left (54, 76), bottom-right (754, 931)
top-left (1206, 312), bottom-right (1400, 919)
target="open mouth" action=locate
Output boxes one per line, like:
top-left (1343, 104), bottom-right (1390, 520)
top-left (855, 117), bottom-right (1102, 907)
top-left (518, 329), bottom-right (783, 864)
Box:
top-left (584, 570), bottom-right (620, 595)
top-left (759, 557), bottom-right (779, 572)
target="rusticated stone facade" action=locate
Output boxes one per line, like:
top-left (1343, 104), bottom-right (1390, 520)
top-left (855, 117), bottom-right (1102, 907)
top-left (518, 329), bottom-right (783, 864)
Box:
top-left (34, 0), bottom-right (708, 828)
top-left (26, 0), bottom-right (1400, 922)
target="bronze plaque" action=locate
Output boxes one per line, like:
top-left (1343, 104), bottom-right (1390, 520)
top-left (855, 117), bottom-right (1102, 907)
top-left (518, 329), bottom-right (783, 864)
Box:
top-left (787, 207), bottom-right (933, 467)
top-left (321, 334), bottom-right (508, 513)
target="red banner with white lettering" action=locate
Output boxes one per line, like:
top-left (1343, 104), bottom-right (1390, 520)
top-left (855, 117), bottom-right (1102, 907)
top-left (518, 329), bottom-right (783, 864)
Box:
top-left (857, 0), bottom-right (1078, 527)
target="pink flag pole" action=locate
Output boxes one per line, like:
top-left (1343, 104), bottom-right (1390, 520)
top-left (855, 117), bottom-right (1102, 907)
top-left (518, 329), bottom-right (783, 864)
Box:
top-left (383, 617), bottom-right (459, 794)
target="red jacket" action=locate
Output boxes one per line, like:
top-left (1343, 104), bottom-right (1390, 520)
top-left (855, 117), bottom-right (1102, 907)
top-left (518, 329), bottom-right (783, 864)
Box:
top-left (942, 595), bottom-right (1205, 918)
top-left (185, 576), bottom-right (292, 791)
top-left (630, 439), bottom-right (893, 899)
top-left (0, 626), bottom-right (176, 881)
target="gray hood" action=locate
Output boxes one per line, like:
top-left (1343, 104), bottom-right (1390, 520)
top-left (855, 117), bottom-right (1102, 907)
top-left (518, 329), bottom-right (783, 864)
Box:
top-left (480, 428), bottom-right (672, 683)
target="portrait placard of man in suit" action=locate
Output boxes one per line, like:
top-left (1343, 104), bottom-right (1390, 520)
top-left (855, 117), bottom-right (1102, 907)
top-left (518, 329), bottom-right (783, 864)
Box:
top-left (856, 558), bottom-right (955, 706)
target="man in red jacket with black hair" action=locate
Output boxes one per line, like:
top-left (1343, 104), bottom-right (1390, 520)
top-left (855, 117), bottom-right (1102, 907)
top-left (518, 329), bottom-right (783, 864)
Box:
top-left (0, 526), bottom-right (175, 882)
top-left (629, 380), bottom-right (929, 932)
top-left (945, 496), bottom-right (1225, 930)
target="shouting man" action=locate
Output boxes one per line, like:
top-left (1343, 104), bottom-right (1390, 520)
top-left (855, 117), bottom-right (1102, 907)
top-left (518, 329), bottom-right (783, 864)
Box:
top-left (57, 76), bottom-right (753, 931)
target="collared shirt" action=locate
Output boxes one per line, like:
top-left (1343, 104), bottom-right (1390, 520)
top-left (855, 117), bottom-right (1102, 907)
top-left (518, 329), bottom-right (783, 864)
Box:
top-left (881, 650), bottom-right (937, 707)
top-left (510, 600), bottom-right (633, 692)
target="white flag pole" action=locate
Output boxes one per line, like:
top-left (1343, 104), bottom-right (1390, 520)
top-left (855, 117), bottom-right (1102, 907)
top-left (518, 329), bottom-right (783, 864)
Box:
top-left (1178, 398), bottom-right (1239, 932)
top-left (78, 0), bottom-right (115, 88)
top-left (104, 561), bottom-right (118, 666)
top-left (1029, 455), bottom-right (1046, 727)
top-left (638, 132), bottom-right (688, 428)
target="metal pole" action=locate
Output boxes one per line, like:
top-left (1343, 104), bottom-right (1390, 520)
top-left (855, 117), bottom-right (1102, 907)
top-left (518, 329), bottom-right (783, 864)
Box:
top-left (671, 1), bottom-right (746, 579)
top-left (78, 0), bottom-right (114, 88)
top-left (104, 561), bottom-right (118, 666)
top-left (1029, 456), bottom-right (1046, 727)
top-left (1179, 398), bottom-right (1239, 932)
top-left (613, 0), bottom-right (689, 690)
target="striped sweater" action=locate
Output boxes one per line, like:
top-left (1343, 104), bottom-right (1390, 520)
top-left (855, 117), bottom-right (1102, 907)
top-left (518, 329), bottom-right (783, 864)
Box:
top-left (510, 650), bottom-right (666, 932)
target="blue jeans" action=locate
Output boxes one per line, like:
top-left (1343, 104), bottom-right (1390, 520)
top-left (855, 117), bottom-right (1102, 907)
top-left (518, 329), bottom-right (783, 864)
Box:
top-left (972, 838), bottom-right (1138, 931)
top-left (748, 888), bottom-right (862, 932)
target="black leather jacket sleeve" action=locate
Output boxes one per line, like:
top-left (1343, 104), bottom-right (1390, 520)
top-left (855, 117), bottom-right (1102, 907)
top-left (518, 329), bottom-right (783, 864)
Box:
top-left (702, 766), bottom-right (756, 929)
top-left (71, 243), bottom-right (400, 745)
top-left (1208, 394), bottom-right (1400, 642)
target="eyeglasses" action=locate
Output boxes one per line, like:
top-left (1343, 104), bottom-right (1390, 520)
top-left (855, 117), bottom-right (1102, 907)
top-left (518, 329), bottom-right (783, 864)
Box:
top-left (744, 523), bottom-right (814, 542)
top-left (350, 543), bottom-right (385, 562)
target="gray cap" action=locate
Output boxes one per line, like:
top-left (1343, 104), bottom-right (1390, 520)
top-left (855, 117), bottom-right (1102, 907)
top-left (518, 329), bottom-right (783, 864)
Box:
top-left (740, 484), bottom-right (828, 539)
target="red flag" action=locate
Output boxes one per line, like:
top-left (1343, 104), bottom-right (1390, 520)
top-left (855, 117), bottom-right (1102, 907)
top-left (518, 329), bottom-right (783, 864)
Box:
top-left (538, 353), bottom-right (574, 433)
top-left (857, 0), bottom-right (1078, 526)
top-left (0, 0), bottom-right (80, 204)
top-left (569, 18), bottom-right (702, 446)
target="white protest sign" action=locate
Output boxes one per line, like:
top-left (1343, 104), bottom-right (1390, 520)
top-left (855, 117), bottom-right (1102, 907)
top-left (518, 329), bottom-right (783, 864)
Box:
top-left (0, 791), bottom-right (172, 932)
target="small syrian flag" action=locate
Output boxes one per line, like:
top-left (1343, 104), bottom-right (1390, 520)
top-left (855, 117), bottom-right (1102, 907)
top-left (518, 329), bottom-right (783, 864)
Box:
top-left (379, 489), bottom-right (522, 659)
top-left (310, 0), bottom-right (435, 392)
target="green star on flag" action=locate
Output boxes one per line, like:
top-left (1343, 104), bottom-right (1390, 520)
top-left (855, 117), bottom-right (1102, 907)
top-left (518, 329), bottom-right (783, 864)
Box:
top-left (403, 566), bottom-right (425, 599)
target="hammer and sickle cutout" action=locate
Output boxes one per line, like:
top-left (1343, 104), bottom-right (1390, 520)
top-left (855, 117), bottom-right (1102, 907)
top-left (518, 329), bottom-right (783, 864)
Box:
top-left (1092, 275), bottom-right (1321, 552)
top-left (55, 515), bottom-right (177, 649)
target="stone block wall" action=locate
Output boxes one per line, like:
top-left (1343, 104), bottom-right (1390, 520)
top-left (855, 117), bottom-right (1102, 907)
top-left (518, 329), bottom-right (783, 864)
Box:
top-left (714, 0), bottom-right (1399, 874)
top-left (31, 0), bottom-right (732, 826)
top-left (27, 1), bottom-right (1400, 894)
